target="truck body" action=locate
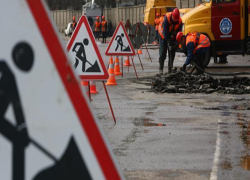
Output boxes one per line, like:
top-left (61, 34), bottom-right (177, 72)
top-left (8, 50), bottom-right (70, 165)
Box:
top-left (82, 2), bottom-right (102, 30)
top-left (181, 0), bottom-right (250, 64)
top-left (144, 0), bottom-right (176, 25)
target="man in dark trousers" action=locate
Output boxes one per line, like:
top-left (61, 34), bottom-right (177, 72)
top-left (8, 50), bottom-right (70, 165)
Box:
top-left (154, 13), bottom-right (160, 42)
top-left (72, 16), bottom-right (77, 32)
top-left (158, 8), bottom-right (182, 75)
top-left (94, 16), bottom-right (101, 41)
top-left (101, 16), bottom-right (107, 43)
top-left (0, 42), bottom-right (33, 180)
top-left (176, 31), bottom-right (211, 75)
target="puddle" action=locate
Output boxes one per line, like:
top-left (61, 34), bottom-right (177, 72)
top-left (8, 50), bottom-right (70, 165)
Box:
top-left (201, 107), bottom-right (223, 110)
top-left (219, 131), bottom-right (229, 135)
top-left (237, 113), bottom-right (250, 171)
top-left (133, 118), bottom-right (167, 127)
top-left (221, 160), bottom-right (232, 170)
top-left (241, 155), bottom-right (250, 171)
top-left (145, 112), bottom-right (154, 115)
top-left (232, 103), bottom-right (250, 110)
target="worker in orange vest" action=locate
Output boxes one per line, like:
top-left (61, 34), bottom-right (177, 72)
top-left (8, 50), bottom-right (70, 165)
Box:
top-left (101, 16), bottom-right (107, 43)
top-left (159, 13), bottom-right (165, 24)
top-left (95, 16), bottom-right (101, 41)
top-left (176, 32), bottom-right (211, 75)
top-left (72, 16), bottom-right (77, 32)
top-left (154, 13), bottom-right (160, 42)
top-left (158, 9), bottom-right (182, 75)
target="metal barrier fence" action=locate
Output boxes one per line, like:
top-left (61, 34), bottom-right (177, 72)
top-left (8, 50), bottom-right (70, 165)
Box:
top-left (103, 5), bottom-right (146, 27)
top-left (50, 0), bottom-right (201, 33)
top-left (50, 10), bottom-right (82, 33)
top-left (103, 0), bottom-right (200, 28)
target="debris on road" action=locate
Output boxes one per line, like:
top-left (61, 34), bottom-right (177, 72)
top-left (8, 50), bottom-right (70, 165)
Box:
top-left (151, 72), bottom-right (250, 94)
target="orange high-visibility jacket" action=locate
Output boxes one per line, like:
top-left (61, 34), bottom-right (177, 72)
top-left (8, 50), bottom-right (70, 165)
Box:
top-left (95, 21), bottom-right (101, 31)
top-left (186, 32), bottom-right (210, 53)
top-left (154, 18), bottom-right (160, 31)
top-left (101, 20), bottom-right (107, 32)
top-left (158, 13), bottom-right (182, 40)
top-left (72, 21), bottom-right (77, 29)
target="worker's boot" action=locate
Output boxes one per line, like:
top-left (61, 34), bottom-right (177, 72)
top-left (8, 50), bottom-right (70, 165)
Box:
top-left (159, 59), bottom-right (164, 75)
top-left (159, 69), bottom-right (163, 75)
top-left (168, 67), bottom-right (172, 74)
top-left (193, 70), bottom-right (202, 75)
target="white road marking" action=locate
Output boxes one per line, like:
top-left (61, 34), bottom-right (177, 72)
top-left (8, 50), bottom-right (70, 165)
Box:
top-left (210, 119), bottom-right (222, 180)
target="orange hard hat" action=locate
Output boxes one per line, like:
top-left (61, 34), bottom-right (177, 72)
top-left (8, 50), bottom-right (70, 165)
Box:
top-left (96, 16), bottom-right (99, 20)
top-left (156, 13), bottom-right (160, 17)
top-left (176, 32), bottom-right (184, 43)
top-left (172, 8), bottom-right (180, 22)
top-left (102, 16), bottom-right (105, 19)
top-left (73, 16), bottom-right (75, 20)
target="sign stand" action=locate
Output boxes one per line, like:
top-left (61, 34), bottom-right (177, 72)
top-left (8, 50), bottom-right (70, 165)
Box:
top-left (129, 34), bottom-right (144, 71)
top-left (135, 22), bottom-right (152, 63)
top-left (88, 81), bottom-right (92, 102)
top-left (67, 15), bottom-right (116, 124)
top-left (131, 56), bottom-right (139, 80)
top-left (106, 21), bottom-right (139, 79)
top-left (102, 81), bottom-right (116, 124)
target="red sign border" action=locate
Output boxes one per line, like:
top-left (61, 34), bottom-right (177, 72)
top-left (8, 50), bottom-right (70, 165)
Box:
top-left (26, 0), bottom-right (122, 179)
top-left (66, 15), bottom-right (109, 81)
top-left (105, 21), bottom-right (135, 56)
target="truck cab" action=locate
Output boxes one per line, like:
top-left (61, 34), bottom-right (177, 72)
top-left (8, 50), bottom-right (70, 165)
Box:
top-left (181, 0), bottom-right (248, 65)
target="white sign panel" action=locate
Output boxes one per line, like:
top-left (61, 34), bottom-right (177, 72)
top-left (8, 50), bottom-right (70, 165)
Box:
top-left (0, 1), bottom-right (123, 180)
top-left (67, 16), bottom-right (108, 80)
top-left (105, 21), bottom-right (135, 56)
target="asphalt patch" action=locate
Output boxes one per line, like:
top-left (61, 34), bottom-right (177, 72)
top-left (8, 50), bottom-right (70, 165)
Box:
top-left (150, 72), bottom-right (250, 94)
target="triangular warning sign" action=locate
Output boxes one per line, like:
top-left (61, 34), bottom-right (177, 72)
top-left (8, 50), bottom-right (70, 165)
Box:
top-left (67, 16), bottom-right (108, 81)
top-left (0, 0), bottom-right (123, 180)
top-left (105, 21), bottom-right (135, 56)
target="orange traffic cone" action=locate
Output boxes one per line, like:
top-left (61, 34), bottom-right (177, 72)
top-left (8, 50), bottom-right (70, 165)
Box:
top-left (114, 56), bottom-right (122, 76)
top-left (81, 81), bottom-right (89, 95)
top-left (137, 49), bottom-right (142, 54)
top-left (90, 81), bottom-right (99, 94)
top-left (124, 56), bottom-right (132, 66)
top-left (106, 57), bottom-right (117, 86)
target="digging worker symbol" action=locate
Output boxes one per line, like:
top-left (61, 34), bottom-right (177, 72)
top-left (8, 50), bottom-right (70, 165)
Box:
top-left (72, 38), bottom-right (101, 73)
top-left (115, 33), bottom-right (131, 52)
top-left (0, 42), bottom-right (33, 180)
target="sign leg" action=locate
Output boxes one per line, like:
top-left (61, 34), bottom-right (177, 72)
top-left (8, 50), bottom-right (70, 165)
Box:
top-left (137, 53), bottom-right (144, 71)
top-left (102, 81), bottom-right (116, 124)
top-left (121, 56), bottom-right (124, 78)
top-left (131, 56), bottom-right (138, 80)
top-left (88, 81), bottom-right (91, 102)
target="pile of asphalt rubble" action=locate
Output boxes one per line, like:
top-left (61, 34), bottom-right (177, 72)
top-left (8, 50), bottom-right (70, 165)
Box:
top-left (151, 72), bottom-right (250, 94)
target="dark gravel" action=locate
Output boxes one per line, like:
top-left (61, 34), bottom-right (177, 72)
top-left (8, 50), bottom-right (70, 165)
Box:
top-left (151, 72), bottom-right (250, 94)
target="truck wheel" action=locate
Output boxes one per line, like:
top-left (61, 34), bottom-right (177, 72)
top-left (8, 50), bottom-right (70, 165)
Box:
top-left (218, 56), bottom-right (228, 64)
top-left (213, 56), bottom-right (218, 64)
top-left (202, 49), bottom-right (211, 67)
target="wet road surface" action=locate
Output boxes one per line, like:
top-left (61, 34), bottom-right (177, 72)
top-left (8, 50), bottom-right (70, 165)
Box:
top-left (62, 34), bottom-right (250, 180)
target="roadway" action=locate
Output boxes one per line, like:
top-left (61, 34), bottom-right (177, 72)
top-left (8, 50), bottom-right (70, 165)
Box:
top-left (62, 34), bottom-right (250, 180)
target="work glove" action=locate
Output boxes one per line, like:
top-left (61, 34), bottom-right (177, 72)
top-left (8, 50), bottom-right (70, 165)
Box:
top-left (180, 64), bottom-right (186, 72)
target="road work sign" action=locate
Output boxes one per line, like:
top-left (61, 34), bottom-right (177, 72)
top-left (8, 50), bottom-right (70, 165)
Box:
top-left (105, 21), bottom-right (135, 56)
top-left (67, 15), bottom-right (109, 80)
top-left (0, 1), bottom-right (123, 180)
